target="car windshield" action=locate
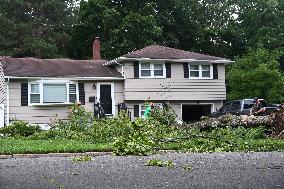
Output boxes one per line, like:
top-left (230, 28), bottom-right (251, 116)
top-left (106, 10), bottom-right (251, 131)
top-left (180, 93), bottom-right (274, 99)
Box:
top-left (243, 100), bottom-right (254, 109)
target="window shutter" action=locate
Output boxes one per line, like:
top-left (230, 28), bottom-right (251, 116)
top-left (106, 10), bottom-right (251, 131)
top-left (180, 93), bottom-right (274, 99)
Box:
top-left (213, 64), bottom-right (218, 79)
top-left (21, 83), bottom-right (28, 106)
top-left (183, 63), bottom-right (189, 78)
top-left (133, 61), bottom-right (139, 78)
top-left (78, 83), bottom-right (85, 105)
top-left (165, 63), bottom-right (171, 78)
top-left (134, 105), bottom-right (139, 117)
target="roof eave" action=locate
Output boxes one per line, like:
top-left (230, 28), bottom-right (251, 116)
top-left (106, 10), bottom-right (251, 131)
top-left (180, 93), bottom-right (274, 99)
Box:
top-left (117, 57), bottom-right (234, 64)
top-left (4, 76), bottom-right (125, 81)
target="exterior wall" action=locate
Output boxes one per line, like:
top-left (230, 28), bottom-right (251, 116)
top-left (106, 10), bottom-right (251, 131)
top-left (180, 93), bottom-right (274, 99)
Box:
top-left (123, 62), bottom-right (226, 101)
top-left (6, 80), bottom-right (124, 125)
top-left (125, 100), bottom-right (224, 121)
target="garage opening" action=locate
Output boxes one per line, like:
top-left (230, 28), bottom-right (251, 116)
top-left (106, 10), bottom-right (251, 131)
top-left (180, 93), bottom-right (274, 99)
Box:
top-left (182, 104), bottom-right (212, 123)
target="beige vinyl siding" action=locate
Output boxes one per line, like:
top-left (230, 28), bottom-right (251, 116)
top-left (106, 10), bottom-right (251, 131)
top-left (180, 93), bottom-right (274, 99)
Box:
top-left (7, 80), bottom-right (124, 125)
top-left (125, 100), bottom-right (223, 121)
top-left (9, 82), bottom-right (70, 124)
top-left (123, 62), bottom-right (226, 101)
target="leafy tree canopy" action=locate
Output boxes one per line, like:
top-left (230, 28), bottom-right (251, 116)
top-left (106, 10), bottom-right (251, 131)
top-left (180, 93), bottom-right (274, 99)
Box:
top-left (227, 48), bottom-right (284, 103)
top-left (0, 0), bottom-right (76, 58)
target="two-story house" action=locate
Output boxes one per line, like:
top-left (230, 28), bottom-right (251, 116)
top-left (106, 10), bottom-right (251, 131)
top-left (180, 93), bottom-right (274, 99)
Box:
top-left (0, 38), bottom-right (233, 128)
top-left (105, 45), bottom-right (233, 122)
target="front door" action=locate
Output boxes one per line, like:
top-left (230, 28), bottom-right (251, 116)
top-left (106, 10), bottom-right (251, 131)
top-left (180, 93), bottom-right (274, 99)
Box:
top-left (99, 84), bottom-right (112, 115)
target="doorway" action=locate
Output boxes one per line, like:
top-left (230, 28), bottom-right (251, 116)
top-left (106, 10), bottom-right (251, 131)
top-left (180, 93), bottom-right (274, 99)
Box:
top-left (97, 83), bottom-right (114, 115)
top-left (182, 104), bottom-right (212, 123)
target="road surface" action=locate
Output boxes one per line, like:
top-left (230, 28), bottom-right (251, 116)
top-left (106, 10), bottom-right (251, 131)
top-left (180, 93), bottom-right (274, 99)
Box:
top-left (0, 152), bottom-right (283, 189)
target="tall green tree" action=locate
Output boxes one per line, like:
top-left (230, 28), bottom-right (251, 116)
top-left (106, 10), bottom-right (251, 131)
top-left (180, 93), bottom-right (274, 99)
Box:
top-left (227, 48), bottom-right (284, 103)
top-left (0, 0), bottom-right (76, 58)
top-left (68, 0), bottom-right (164, 59)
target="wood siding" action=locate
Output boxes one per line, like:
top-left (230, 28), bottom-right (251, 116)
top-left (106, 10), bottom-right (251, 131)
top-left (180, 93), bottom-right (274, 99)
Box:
top-left (123, 62), bottom-right (226, 101)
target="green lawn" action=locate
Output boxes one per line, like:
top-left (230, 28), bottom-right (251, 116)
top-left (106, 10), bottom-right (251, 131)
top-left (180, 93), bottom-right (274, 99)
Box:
top-left (161, 138), bottom-right (284, 152)
top-left (0, 139), bottom-right (111, 155)
top-left (1, 138), bottom-right (284, 155)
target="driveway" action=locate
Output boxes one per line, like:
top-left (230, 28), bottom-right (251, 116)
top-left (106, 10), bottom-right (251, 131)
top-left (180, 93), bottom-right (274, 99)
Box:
top-left (0, 152), bottom-right (284, 189)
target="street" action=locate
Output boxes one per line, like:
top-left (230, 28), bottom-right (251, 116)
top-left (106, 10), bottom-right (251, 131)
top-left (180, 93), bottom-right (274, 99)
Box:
top-left (0, 152), bottom-right (283, 189)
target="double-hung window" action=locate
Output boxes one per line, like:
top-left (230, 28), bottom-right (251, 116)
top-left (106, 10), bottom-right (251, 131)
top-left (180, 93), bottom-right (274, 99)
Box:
top-left (29, 81), bottom-right (78, 105)
top-left (189, 64), bottom-right (213, 79)
top-left (140, 63), bottom-right (165, 78)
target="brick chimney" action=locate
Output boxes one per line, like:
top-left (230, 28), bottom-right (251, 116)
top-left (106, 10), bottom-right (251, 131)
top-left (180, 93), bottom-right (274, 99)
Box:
top-left (93, 37), bottom-right (101, 60)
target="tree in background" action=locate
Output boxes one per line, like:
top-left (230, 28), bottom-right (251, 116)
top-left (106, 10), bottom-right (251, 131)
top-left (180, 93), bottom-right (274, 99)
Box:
top-left (227, 48), bottom-right (284, 103)
top-left (0, 0), bottom-right (76, 58)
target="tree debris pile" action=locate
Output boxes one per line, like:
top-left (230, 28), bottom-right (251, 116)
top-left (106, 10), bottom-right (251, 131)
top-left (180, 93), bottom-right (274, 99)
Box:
top-left (270, 105), bottom-right (284, 138)
top-left (181, 106), bottom-right (284, 138)
top-left (183, 114), bottom-right (273, 130)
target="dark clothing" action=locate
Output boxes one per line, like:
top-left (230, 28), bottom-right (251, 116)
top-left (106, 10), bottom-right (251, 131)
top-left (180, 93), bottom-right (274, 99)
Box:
top-left (252, 102), bottom-right (265, 116)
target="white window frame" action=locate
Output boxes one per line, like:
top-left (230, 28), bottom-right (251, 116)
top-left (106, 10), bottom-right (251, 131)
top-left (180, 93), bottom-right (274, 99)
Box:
top-left (188, 64), bottom-right (213, 79)
top-left (28, 80), bottom-right (79, 106)
top-left (139, 103), bottom-right (163, 117)
top-left (139, 62), bottom-right (166, 78)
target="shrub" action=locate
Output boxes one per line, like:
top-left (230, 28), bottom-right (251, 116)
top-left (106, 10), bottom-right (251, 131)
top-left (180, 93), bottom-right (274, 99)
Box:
top-left (50, 104), bottom-right (93, 132)
top-left (150, 105), bottom-right (177, 126)
top-left (0, 120), bottom-right (42, 137)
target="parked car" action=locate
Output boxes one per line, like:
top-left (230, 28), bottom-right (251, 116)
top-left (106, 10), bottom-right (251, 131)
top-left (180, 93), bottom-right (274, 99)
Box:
top-left (209, 99), bottom-right (279, 118)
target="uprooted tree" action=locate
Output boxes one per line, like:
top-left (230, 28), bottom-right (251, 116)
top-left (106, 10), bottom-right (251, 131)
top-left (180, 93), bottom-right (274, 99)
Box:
top-left (182, 105), bottom-right (284, 138)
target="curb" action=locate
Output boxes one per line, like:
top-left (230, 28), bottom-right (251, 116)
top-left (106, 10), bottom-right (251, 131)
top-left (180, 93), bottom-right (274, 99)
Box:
top-left (0, 152), bottom-right (112, 159)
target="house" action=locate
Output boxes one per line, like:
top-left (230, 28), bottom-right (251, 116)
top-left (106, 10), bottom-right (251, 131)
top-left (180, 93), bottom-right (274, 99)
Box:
top-left (0, 38), bottom-right (233, 127)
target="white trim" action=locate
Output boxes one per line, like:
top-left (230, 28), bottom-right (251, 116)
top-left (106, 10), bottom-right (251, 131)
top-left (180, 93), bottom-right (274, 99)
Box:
top-left (6, 78), bottom-right (10, 125)
top-left (4, 76), bottom-right (124, 80)
top-left (139, 62), bottom-right (166, 79)
top-left (188, 64), bottom-right (213, 80)
top-left (118, 57), bottom-right (234, 64)
top-left (28, 80), bottom-right (78, 106)
top-left (97, 82), bottom-right (115, 116)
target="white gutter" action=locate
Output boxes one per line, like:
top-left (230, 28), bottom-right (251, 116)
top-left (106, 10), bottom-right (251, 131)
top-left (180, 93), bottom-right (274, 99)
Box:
top-left (6, 78), bottom-right (9, 125)
top-left (4, 76), bottom-right (125, 81)
top-left (117, 57), bottom-right (235, 64)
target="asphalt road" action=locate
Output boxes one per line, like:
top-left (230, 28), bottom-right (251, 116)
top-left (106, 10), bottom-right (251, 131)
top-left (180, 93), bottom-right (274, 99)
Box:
top-left (0, 152), bottom-right (284, 189)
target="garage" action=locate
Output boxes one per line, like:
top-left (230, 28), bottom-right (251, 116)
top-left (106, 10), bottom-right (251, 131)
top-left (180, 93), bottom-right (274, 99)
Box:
top-left (182, 104), bottom-right (212, 123)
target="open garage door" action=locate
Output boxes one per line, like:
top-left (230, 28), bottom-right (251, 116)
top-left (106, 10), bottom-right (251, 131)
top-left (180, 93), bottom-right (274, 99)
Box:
top-left (182, 104), bottom-right (212, 123)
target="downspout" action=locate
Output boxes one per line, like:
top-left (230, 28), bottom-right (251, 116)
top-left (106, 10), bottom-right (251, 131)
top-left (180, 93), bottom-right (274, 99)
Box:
top-left (6, 78), bottom-right (9, 125)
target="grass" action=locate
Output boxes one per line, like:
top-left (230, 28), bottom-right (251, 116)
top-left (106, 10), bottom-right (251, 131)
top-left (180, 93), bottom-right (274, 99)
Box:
top-left (161, 138), bottom-right (284, 152)
top-left (1, 137), bottom-right (284, 155)
top-left (0, 139), bottom-right (111, 155)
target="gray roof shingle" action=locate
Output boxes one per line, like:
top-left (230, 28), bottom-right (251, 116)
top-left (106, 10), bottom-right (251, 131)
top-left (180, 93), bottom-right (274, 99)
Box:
top-left (2, 57), bottom-right (123, 78)
top-left (122, 45), bottom-right (229, 61)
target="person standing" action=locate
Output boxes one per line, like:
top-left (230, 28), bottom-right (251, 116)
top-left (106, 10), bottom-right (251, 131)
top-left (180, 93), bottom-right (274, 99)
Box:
top-left (143, 102), bottom-right (155, 118)
top-left (251, 97), bottom-right (266, 116)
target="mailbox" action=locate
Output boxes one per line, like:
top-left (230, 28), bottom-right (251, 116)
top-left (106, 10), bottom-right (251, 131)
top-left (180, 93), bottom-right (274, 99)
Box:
top-left (89, 96), bottom-right (97, 102)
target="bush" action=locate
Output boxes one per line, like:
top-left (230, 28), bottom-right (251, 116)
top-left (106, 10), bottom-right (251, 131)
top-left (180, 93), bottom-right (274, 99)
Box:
top-left (150, 105), bottom-right (177, 126)
top-left (51, 104), bottom-right (93, 132)
top-left (0, 120), bottom-right (42, 137)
